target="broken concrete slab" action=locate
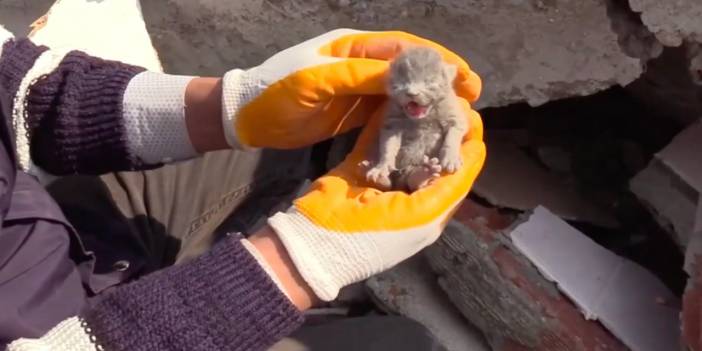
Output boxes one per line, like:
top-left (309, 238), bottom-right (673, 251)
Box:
top-left (269, 315), bottom-right (449, 351)
top-left (425, 200), bottom-right (628, 351)
top-left (15, 0), bottom-right (164, 184)
top-left (625, 46), bottom-right (702, 126)
top-left (536, 146), bottom-right (572, 174)
top-left (631, 119), bottom-right (702, 249)
top-left (138, 0), bottom-right (644, 109)
top-left (511, 206), bottom-right (680, 351)
top-left (628, 0), bottom-right (702, 47)
top-left (0, 0), bottom-right (53, 36)
top-left (683, 274), bottom-right (702, 351)
top-left (655, 120), bottom-right (702, 193)
top-left (28, 0), bottom-right (163, 72)
top-left (473, 140), bottom-right (618, 227)
top-left (606, 0), bottom-right (663, 62)
top-left (366, 255), bottom-right (489, 351)
top-left (685, 231), bottom-right (702, 276)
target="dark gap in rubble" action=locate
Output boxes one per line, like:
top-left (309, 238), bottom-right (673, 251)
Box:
top-left (626, 45), bottom-right (702, 126)
top-left (604, 0), bottom-right (663, 62)
top-left (480, 86), bottom-right (688, 295)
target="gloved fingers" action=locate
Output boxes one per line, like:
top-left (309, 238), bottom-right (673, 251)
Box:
top-left (293, 98), bottom-right (486, 233)
top-left (294, 138), bottom-right (485, 233)
top-left (235, 91), bottom-right (386, 149)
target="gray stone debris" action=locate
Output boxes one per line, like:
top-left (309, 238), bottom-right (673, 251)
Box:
top-left (473, 139), bottom-right (618, 228)
top-left (625, 46), bottom-right (702, 125)
top-left (139, 0), bottom-right (644, 109)
top-left (0, 0), bottom-right (52, 35)
top-left (626, 0), bottom-right (702, 86)
top-left (628, 0), bottom-right (702, 47)
top-left (510, 206), bottom-right (680, 351)
top-left (630, 118), bottom-right (702, 250)
top-left (425, 217), bottom-right (630, 350)
top-left (366, 255), bottom-right (490, 351)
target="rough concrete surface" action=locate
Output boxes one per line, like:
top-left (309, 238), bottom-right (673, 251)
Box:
top-left (628, 0), bottom-right (702, 47)
top-left (366, 255), bottom-right (490, 351)
top-left (683, 236), bottom-right (702, 351)
top-left (0, 0), bottom-right (650, 108)
top-left (631, 120), bottom-right (702, 249)
top-left (138, 0), bottom-right (644, 109)
top-left (473, 139), bottom-right (618, 227)
top-left (0, 0), bottom-right (53, 35)
top-left (625, 46), bottom-right (702, 126)
top-left (511, 206), bottom-right (680, 351)
top-left (425, 201), bottom-right (628, 351)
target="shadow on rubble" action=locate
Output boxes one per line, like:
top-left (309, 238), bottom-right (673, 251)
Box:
top-left (480, 83), bottom-right (689, 295)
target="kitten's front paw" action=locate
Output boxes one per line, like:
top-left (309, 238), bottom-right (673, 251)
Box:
top-left (358, 160), bottom-right (372, 170)
top-left (366, 164), bottom-right (393, 190)
top-left (439, 148), bottom-right (462, 173)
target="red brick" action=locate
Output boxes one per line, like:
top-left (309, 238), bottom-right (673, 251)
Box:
top-left (450, 199), bottom-right (628, 351)
top-left (683, 256), bottom-right (702, 350)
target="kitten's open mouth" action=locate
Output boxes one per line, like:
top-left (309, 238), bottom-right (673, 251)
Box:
top-left (404, 101), bottom-right (429, 119)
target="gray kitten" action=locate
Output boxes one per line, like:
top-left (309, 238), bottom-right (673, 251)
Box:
top-left (361, 46), bottom-right (469, 192)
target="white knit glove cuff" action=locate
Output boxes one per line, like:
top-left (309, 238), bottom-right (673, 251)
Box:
top-left (221, 68), bottom-right (265, 150)
top-left (122, 71), bottom-right (199, 165)
top-left (7, 317), bottom-right (101, 351)
top-left (267, 208), bottom-right (385, 301)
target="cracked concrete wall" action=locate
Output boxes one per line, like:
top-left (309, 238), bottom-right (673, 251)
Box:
top-left (628, 0), bottom-right (702, 47)
top-left (139, 0), bottom-right (644, 109)
top-left (0, 0), bottom-right (53, 35)
top-left (0, 0), bottom-right (653, 109)
top-left (625, 0), bottom-right (702, 92)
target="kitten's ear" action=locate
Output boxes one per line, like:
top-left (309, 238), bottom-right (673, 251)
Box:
top-left (443, 63), bottom-right (458, 82)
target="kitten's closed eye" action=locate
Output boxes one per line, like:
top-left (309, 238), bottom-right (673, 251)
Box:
top-left (425, 82), bottom-right (441, 90)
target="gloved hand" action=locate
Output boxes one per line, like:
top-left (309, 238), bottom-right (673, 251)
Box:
top-left (221, 28), bottom-right (482, 149)
top-left (267, 97), bottom-right (486, 301)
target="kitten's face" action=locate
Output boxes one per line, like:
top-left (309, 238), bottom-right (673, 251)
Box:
top-left (388, 47), bottom-right (457, 120)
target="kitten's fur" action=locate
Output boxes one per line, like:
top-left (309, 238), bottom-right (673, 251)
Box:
top-left (362, 46), bottom-right (469, 192)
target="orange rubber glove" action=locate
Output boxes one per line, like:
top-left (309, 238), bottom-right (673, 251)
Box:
top-left (268, 97), bottom-right (486, 301)
top-left (220, 28), bottom-right (488, 301)
top-left (222, 28), bottom-right (481, 150)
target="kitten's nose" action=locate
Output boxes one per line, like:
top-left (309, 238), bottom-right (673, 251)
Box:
top-left (405, 91), bottom-right (419, 98)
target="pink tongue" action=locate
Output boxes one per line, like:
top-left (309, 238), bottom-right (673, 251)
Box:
top-left (406, 102), bottom-right (427, 118)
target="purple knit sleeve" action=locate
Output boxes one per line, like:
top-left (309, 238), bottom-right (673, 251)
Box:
top-left (82, 234), bottom-right (304, 351)
top-left (0, 38), bottom-right (153, 175)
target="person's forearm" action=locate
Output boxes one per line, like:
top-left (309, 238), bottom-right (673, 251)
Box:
top-left (0, 30), bottom-right (232, 176)
top-left (184, 77), bottom-right (229, 153)
top-left (7, 229), bottom-right (305, 351)
top-left (247, 225), bottom-right (321, 310)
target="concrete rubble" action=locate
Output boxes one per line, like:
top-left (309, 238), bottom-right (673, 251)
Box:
top-left (511, 206), bottom-right (680, 351)
top-left (625, 0), bottom-right (702, 104)
top-left (366, 255), bottom-right (490, 351)
top-left (424, 200), bottom-right (629, 351)
top-left (630, 119), bottom-right (702, 250)
top-left (625, 47), bottom-right (702, 126)
top-left (473, 139), bottom-right (618, 228)
top-left (3, 0), bottom-right (702, 350)
top-left (138, 0), bottom-right (644, 109)
top-left (628, 0), bottom-right (702, 47)
top-left (628, 119), bottom-right (702, 350)
top-left (0, 0), bottom-right (52, 35)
